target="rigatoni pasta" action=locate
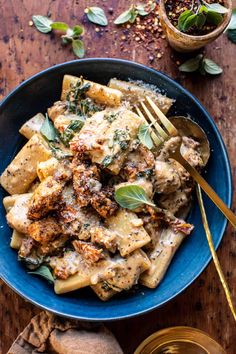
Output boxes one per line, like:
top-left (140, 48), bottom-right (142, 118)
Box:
top-left (0, 74), bottom-right (206, 301)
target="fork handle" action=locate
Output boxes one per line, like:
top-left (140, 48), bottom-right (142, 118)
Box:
top-left (172, 151), bottom-right (236, 228)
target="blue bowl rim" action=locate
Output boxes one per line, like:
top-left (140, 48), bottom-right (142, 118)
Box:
top-left (0, 58), bottom-right (233, 321)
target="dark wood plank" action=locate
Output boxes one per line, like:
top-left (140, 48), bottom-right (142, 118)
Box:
top-left (0, 0), bottom-right (235, 353)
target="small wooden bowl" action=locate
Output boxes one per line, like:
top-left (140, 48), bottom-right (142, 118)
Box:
top-left (159, 0), bottom-right (232, 52)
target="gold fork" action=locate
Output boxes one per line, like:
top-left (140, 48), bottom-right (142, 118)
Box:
top-left (135, 96), bottom-right (236, 228)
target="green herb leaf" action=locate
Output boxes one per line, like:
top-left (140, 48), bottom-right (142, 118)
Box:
top-left (86, 7), bottom-right (108, 26)
top-left (182, 13), bottom-right (197, 32)
top-left (49, 143), bottom-right (73, 159)
top-left (206, 11), bottom-right (223, 26)
top-left (114, 8), bottom-right (132, 24)
top-left (178, 10), bottom-right (194, 31)
top-left (32, 15), bottom-right (53, 33)
top-left (227, 8), bottom-right (236, 29)
top-left (136, 5), bottom-right (148, 16)
top-left (28, 265), bottom-right (54, 283)
top-left (202, 58), bottom-right (223, 75)
top-left (72, 25), bottom-right (84, 37)
top-left (72, 39), bottom-right (85, 58)
top-left (50, 22), bottom-right (69, 32)
top-left (129, 8), bottom-right (138, 23)
top-left (40, 114), bottom-right (58, 141)
top-left (204, 2), bottom-right (228, 14)
top-left (102, 155), bottom-right (114, 167)
top-left (179, 54), bottom-right (203, 72)
top-left (195, 13), bottom-right (206, 28)
top-left (227, 29), bottom-right (236, 43)
top-left (138, 123), bottom-right (154, 150)
top-left (115, 185), bottom-right (155, 210)
top-left (60, 118), bottom-right (85, 146)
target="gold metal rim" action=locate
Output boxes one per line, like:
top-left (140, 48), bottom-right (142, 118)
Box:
top-left (134, 326), bottom-right (227, 354)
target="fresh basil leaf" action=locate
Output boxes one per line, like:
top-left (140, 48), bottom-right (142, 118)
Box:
top-left (49, 143), bottom-right (73, 159)
top-left (72, 39), bottom-right (85, 58)
top-left (199, 5), bottom-right (209, 14)
top-left (199, 61), bottom-right (207, 75)
top-left (195, 13), bottom-right (207, 28)
top-left (136, 5), bottom-right (148, 16)
top-left (28, 265), bottom-right (54, 283)
top-left (178, 10), bottom-right (193, 31)
top-left (138, 123), bottom-right (154, 150)
top-left (227, 8), bottom-right (236, 29)
top-left (114, 8), bottom-right (132, 24)
top-left (150, 3), bottom-right (156, 12)
top-left (182, 13), bottom-right (197, 32)
top-left (206, 11), bottom-right (223, 26)
top-left (51, 22), bottom-right (69, 32)
top-left (203, 58), bottom-right (223, 75)
top-left (227, 29), bottom-right (236, 43)
top-left (32, 15), bottom-right (53, 33)
top-left (129, 9), bottom-right (138, 23)
top-left (60, 118), bottom-right (85, 146)
top-left (115, 185), bottom-right (155, 210)
top-left (86, 7), bottom-right (108, 26)
top-left (40, 114), bottom-right (57, 141)
top-left (204, 2), bottom-right (228, 14)
top-left (179, 55), bottom-right (203, 72)
top-left (72, 25), bottom-right (84, 37)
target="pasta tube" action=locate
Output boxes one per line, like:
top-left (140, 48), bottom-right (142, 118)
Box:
top-left (61, 75), bottom-right (122, 106)
top-left (10, 230), bottom-right (24, 250)
top-left (6, 193), bottom-right (33, 234)
top-left (140, 228), bottom-right (186, 288)
top-left (19, 113), bottom-right (45, 139)
top-left (0, 134), bottom-right (51, 194)
top-left (37, 157), bottom-right (59, 181)
top-left (108, 78), bottom-right (174, 114)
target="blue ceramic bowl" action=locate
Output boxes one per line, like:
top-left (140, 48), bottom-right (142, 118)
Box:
top-left (0, 59), bottom-right (232, 321)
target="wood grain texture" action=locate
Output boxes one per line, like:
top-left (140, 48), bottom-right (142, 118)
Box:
top-left (0, 0), bottom-right (235, 353)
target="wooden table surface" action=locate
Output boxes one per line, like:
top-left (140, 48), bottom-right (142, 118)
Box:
top-left (0, 1), bottom-right (235, 353)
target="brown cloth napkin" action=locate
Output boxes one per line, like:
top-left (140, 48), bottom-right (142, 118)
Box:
top-left (7, 311), bottom-right (123, 354)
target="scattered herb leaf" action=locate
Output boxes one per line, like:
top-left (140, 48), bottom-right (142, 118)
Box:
top-left (227, 29), bottom-right (236, 43)
top-left (138, 123), bottom-right (154, 150)
top-left (32, 15), bottom-right (85, 57)
top-left (32, 15), bottom-right (53, 33)
top-left (114, 8), bottom-right (133, 24)
top-left (114, 4), bottom-right (154, 25)
top-left (179, 54), bottom-right (222, 76)
top-left (179, 54), bottom-right (203, 72)
top-left (85, 7), bottom-right (108, 26)
top-left (28, 265), bottom-right (54, 283)
top-left (51, 22), bottom-right (69, 31)
top-left (72, 39), bottom-right (85, 58)
top-left (202, 58), bottom-right (223, 75)
top-left (136, 5), bottom-right (149, 16)
top-left (115, 185), bottom-right (155, 210)
top-left (40, 114), bottom-right (58, 141)
top-left (72, 25), bottom-right (84, 36)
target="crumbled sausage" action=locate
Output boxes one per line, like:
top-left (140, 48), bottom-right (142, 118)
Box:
top-left (28, 176), bottom-right (63, 219)
top-left (28, 216), bottom-right (62, 243)
top-left (73, 240), bottom-right (104, 264)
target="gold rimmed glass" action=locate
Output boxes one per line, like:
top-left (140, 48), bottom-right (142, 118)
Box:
top-left (134, 327), bottom-right (226, 354)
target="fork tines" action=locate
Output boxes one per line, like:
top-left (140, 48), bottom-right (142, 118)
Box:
top-left (135, 96), bottom-right (178, 146)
